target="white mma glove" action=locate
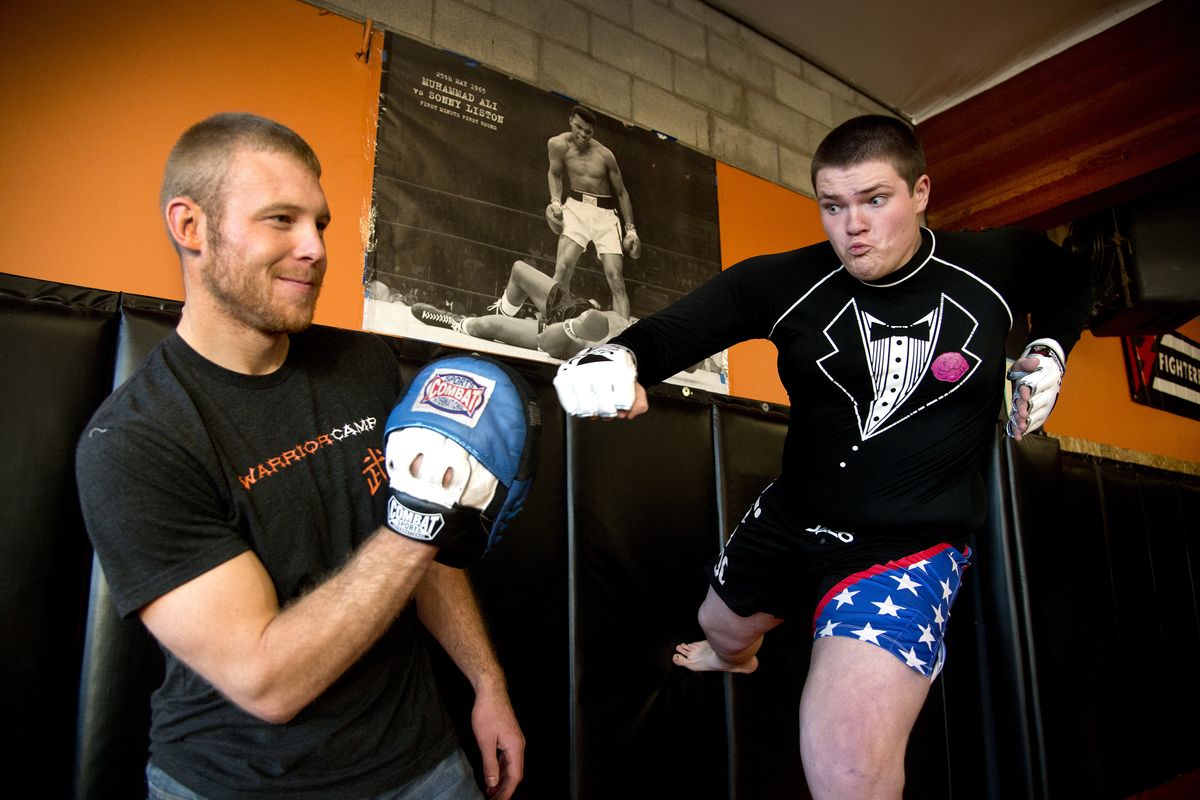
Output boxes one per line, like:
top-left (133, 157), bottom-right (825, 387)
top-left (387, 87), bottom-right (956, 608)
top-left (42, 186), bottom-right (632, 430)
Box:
top-left (1006, 337), bottom-right (1065, 438)
top-left (385, 427), bottom-right (498, 511)
top-left (553, 343), bottom-right (638, 418)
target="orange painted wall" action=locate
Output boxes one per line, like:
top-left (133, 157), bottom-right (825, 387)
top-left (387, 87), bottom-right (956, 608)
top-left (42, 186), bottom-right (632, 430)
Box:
top-left (715, 163), bottom-right (825, 405)
top-left (2, 1), bottom-right (1195, 464)
top-left (0, 0), bottom-right (381, 331)
top-left (1054, 321), bottom-right (1200, 459)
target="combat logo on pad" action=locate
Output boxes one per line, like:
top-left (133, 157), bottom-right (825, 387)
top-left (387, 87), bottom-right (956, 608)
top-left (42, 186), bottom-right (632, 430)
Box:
top-left (413, 369), bottom-right (496, 427)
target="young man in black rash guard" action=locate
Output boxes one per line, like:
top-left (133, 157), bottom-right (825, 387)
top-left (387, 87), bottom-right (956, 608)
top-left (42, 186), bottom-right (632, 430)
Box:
top-left (76, 113), bottom-right (524, 800)
top-left (552, 115), bottom-right (1090, 799)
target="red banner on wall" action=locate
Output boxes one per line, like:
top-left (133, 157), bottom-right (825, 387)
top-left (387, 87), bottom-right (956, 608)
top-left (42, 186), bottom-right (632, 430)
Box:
top-left (1122, 331), bottom-right (1200, 421)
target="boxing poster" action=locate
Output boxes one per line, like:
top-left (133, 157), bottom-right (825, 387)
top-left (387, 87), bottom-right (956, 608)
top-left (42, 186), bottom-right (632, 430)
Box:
top-left (1123, 331), bottom-right (1200, 421)
top-left (362, 32), bottom-right (726, 393)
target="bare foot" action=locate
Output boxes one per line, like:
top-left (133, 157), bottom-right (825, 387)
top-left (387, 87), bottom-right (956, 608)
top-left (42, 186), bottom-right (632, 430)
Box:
top-left (672, 640), bottom-right (758, 674)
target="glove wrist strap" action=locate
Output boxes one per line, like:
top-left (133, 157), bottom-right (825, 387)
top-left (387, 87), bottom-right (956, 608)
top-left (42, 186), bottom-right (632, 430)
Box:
top-left (1024, 339), bottom-right (1065, 375)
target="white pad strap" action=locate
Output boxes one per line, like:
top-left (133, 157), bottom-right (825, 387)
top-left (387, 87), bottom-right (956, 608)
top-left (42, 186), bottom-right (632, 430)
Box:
top-left (385, 427), bottom-right (498, 510)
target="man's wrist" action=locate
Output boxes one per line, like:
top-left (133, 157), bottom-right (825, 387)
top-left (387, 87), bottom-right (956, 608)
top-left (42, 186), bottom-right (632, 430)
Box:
top-left (374, 524), bottom-right (439, 559)
top-left (471, 670), bottom-right (510, 698)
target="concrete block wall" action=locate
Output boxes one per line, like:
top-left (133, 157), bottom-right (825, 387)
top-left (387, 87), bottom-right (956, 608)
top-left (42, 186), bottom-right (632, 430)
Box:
top-left (319, 0), bottom-right (892, 198)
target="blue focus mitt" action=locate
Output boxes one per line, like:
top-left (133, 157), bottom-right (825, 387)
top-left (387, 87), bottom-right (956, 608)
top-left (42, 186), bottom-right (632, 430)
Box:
top-left (383, 354), bottom-right (540, 566)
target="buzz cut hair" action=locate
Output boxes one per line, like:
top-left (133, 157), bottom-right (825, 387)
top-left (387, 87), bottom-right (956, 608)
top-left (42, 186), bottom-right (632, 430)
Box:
top-left (569, 104), bottom-right (596, 126)
top-left (810, 114), bottom-right (926, 192)
top-left (159, 112), bottom-right (321, 248)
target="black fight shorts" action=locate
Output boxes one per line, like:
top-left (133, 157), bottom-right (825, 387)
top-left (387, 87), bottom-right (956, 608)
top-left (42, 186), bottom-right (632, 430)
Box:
top-left (709, 480), bottom-right (968, 620)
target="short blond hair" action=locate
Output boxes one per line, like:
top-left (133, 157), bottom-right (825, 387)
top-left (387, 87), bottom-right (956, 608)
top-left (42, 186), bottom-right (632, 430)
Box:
top-left (160, 113), bottom-right (321, 248)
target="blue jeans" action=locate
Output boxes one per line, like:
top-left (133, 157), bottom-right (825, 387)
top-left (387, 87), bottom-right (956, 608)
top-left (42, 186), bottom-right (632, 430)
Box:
top-left (146, 749), bottom-right (483, 800)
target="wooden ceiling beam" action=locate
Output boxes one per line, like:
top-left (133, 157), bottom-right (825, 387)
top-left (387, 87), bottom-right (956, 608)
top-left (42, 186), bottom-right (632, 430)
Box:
top-left (917, 0), bottom-right (1200, 231)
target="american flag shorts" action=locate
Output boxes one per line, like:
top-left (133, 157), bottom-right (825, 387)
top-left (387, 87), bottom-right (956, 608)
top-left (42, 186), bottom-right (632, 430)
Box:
top-left (812, 542), bottom-right (972, 679)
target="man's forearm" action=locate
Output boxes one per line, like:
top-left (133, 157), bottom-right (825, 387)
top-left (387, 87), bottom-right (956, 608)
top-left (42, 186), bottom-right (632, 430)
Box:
top-left (618, 190), bottom-right (634, 227)
top-left (266, 529), bottom-right (438, 703)
top-left (415, 562), bottom-right (507, 693)
top-left (142, 526), bottom-right (437, 723)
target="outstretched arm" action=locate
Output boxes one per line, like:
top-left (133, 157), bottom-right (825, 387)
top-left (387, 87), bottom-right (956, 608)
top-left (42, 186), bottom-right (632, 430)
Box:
top-left (140, 527), bottom-right (436, 724)
top-left (416, 564), bottom-right (524, 799)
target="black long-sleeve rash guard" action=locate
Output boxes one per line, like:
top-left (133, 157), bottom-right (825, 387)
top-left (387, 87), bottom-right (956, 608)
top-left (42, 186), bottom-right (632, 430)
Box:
top-left (612, 227), bottom-right (1091, 539)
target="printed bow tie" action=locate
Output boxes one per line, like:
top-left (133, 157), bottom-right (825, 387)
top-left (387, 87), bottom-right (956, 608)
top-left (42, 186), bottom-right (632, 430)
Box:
top-left (870, 320), bottom-right (931, 342)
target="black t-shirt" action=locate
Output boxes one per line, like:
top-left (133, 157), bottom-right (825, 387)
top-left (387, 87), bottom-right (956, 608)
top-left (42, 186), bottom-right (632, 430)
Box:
top-left (76, 326), bottom-right (457, 799)
top-left (613, 227), bottom-right (1091, 538)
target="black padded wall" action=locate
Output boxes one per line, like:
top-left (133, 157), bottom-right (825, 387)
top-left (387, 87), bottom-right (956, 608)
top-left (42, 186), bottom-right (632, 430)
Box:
top-left (466, 373), bottom-right (571, 800)
top-left (569, 398), bottom-right (729, 798)
top-left (997, 438), bottom-right (1200, 800)
top-left (418, 355), bottom-right (573, 800)
top-left (956, 432), bottom-right (1044, 799)
top-left (713, 403), bottom-right (810, 800)
top-left (74, 298), bottom-right (182, 800)
top-left (1090, 462), bottom-right (1200, 798)
top-left (1148, 479), bottom-right (1200, 779)
top-left (3, 272), bottom-right (1199, 800)
top-left (1021, 447), bottom-right (1111, 800)
top-left (0, 275), bottom-right (121, 797)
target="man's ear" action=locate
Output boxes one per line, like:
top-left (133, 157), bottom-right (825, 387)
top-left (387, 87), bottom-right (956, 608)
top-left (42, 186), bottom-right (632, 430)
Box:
top-left (165, 197), bottom-right (205, 254)
top-left (912, 174), bottom-right (931, 214)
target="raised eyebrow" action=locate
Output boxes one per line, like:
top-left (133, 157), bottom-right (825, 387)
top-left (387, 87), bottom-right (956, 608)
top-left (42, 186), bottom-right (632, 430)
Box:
top-left (820, 182), bottom-right (892, 203)
top-left (855, 183), bottom-right (891, 198)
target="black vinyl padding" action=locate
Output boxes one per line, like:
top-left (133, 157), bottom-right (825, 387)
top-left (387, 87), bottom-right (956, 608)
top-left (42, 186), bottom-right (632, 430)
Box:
top-left (0, 279), bottom-right (120, 799)
top-left (1, 270), bottom-right (1198, 799)
top-left (715, 404), bottom-right (810, 800)
top-left (73, 299), bottom-right (181, 799)
top-left (570, 399), bottom-right (728, 799)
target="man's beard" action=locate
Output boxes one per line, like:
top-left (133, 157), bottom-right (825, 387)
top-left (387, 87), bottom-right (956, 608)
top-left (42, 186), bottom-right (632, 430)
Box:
top-left (202, 224), bottom-right (320, 336)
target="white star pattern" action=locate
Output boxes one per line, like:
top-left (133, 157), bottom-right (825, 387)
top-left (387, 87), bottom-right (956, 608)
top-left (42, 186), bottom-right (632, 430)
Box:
top-left (892, 572), bottom-right (921, 595)
top-left (918, 623), bottom-right (936, 649)
top-left (901, 647), bottom-right (927, 671)
top-left (812, 547), bottom-right (966, 678)
top-left (852, 622), bottom-right (884, 644)
top-left (872, 595), bottom-right (905, 617)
